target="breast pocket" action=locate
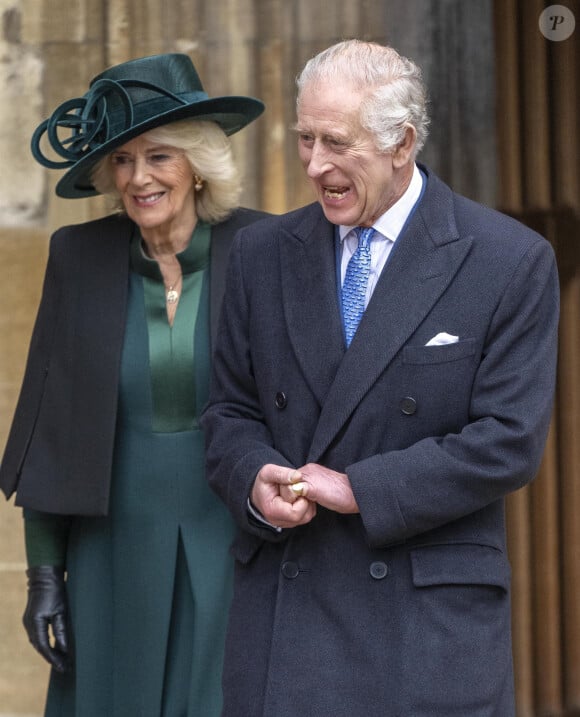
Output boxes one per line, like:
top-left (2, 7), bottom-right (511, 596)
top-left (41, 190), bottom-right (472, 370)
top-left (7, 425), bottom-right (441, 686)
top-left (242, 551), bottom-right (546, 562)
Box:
top-left (398, 339), bottom-right (478, 430)
top-left (402, 337), bottom-right (477, 366)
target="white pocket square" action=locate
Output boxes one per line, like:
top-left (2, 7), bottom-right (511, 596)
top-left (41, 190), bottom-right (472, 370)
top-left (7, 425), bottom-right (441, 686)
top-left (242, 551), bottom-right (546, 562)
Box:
top-left (425, 332), bottom-right (459, 346)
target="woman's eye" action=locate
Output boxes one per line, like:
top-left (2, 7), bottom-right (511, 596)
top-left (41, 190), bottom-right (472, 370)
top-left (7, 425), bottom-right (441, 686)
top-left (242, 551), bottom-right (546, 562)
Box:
top-left (111, 154), bottom-right (131, 165)
top-left (151, 151), bottom-right (180, 163)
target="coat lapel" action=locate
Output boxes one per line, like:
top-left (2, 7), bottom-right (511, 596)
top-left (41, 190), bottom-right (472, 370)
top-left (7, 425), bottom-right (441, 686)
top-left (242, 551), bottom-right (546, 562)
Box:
top-left (307, 171), bottom-right (473, 462)
top-left (280, 205), bottom-right (346, 406)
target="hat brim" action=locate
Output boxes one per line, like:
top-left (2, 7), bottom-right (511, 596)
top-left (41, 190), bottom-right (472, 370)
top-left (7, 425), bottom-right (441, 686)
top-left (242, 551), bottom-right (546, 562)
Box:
top-left (54, 95), bottom-right (264, 199)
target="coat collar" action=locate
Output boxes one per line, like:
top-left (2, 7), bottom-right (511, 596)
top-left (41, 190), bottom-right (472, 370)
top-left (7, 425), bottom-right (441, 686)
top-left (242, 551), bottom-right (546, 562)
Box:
top-left (280, 167), bottom-right (474, 461)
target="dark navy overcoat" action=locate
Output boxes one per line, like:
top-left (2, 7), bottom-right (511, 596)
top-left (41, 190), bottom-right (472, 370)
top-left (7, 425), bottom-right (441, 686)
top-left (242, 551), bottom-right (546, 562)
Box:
top-left (201, 166), bottom-right (560, 717)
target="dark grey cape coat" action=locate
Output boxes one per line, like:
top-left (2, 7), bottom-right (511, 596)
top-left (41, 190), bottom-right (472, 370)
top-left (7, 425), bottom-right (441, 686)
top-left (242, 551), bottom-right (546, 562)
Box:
top-left (0, 208), bottom-right (267, 515)
top-left (201, 167), bottom-right (559, 717)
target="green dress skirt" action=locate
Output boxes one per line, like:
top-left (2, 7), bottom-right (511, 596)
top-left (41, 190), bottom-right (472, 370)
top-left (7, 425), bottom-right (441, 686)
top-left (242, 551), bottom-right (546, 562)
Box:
top-left (45, 225), bottom-right (235, 716)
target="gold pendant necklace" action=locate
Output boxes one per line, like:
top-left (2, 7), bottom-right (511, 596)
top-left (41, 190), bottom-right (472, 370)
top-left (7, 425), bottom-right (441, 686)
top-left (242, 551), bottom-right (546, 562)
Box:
top-left (166, 286), bottom-right (179, 304)
top-left (165, 273), bottom-right (182, 304)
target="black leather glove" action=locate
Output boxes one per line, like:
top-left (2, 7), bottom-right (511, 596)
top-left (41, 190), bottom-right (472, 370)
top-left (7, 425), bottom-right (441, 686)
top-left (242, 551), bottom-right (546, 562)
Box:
top-left (23, 565), bottom-right (69, 672)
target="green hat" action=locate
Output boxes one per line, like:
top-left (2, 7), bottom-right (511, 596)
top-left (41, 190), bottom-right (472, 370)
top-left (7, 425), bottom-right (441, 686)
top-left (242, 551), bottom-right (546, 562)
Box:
top-left (31, 53), bottom-right (265, 199)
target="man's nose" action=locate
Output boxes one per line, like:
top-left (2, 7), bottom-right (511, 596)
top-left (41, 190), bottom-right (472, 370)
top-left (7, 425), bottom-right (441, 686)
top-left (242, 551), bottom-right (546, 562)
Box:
top-left (306, 142), bottom-right (331, 178)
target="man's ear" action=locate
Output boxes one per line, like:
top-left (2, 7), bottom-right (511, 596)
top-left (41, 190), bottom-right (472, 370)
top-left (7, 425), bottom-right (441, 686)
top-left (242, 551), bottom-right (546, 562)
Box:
top-left (392, 125), bottom-right (417, 168)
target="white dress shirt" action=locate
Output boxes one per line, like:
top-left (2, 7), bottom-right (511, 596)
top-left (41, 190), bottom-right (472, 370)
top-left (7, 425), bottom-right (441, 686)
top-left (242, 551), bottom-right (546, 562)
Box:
top-left (339, 163), bottom-right (424, 307)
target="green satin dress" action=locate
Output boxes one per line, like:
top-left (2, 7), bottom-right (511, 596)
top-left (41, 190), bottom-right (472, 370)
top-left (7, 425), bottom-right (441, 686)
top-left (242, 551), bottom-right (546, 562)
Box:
top-left (45, 222), bottom-right (235, 717)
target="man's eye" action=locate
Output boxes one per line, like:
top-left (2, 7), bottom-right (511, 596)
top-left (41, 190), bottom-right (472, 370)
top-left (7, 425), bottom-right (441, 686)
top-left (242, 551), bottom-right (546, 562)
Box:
top-left (299, 134), bottom-right (314, 144)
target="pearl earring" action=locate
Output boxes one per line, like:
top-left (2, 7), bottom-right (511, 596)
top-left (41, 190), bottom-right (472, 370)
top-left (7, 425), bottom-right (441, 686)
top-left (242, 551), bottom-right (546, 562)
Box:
top-left (194, 175), bottom-right (204, 191)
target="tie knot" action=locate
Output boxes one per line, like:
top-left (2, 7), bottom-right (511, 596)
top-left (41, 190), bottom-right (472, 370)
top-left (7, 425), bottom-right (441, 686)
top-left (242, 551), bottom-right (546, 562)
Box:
top-left (355, 226), bottom-right (375, 248)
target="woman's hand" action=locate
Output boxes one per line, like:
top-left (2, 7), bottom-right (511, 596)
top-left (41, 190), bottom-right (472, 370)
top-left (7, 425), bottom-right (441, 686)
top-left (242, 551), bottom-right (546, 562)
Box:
top-left (23, 566), bottom-right (69, 673)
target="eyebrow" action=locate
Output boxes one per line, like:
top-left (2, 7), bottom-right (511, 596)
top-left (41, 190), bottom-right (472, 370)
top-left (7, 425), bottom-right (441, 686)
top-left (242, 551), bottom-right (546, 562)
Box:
top-left (292, 126), bottom-right (352, 145)
top-left (111, 144), bottom-right (176, 155)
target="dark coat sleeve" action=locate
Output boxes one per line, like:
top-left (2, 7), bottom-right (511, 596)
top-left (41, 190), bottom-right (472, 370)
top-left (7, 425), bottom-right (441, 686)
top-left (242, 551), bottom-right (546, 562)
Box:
top-left (0, 234), bottom-right (62, 500)
top-left (0, 215), bottom-right (131, 515)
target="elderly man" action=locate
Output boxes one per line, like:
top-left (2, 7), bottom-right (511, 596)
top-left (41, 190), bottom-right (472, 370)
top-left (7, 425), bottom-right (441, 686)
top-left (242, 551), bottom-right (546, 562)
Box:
top-left (201, 40), bottom-right (559, 716)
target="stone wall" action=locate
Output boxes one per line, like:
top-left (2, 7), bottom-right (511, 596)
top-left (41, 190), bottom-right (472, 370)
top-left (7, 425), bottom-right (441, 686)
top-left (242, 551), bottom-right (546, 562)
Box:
top-left (0, 228), bottom-right (48, 716)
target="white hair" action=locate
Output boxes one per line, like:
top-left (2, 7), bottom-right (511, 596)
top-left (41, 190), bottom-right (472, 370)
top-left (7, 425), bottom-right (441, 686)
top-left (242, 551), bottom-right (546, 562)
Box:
top-left (296, 39), bottom-right (429, 157)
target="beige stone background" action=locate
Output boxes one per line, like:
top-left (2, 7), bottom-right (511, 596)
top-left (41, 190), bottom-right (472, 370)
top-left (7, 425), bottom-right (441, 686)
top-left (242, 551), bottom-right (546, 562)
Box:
top-left (0, 1), bottom-right (578, 716)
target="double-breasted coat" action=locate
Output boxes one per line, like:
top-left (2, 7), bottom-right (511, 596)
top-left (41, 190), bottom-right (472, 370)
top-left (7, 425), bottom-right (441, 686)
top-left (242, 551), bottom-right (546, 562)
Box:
top-left (201, 166), bottom-right (560, 716)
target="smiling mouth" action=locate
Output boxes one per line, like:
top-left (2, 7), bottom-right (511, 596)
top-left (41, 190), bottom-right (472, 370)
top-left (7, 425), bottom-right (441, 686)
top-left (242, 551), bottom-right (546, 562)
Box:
top-left (323, 186), bottom-right (349, 199)
top-left (135, 192), bottom-right (164, 204)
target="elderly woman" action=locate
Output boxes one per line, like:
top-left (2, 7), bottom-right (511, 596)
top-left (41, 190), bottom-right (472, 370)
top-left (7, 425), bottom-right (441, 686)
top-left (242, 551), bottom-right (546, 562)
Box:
top-left (0, 53), bottom-right (266, 716)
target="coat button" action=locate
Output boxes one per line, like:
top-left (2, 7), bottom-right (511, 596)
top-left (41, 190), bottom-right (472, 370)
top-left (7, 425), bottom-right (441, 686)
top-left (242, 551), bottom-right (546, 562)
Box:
top-left (369, 561), bottom-right (389, 580)
top-left (400, 396), bottom-right (417, 415)
top-left (275, 392), bottom-right (287, 409)
top-left (281, 561), bottom-right (299, 579)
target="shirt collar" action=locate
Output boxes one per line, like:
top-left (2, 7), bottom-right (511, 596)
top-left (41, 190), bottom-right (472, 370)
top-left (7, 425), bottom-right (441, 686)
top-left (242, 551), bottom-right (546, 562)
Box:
top-left (339, 163), bottom-right (424, 243)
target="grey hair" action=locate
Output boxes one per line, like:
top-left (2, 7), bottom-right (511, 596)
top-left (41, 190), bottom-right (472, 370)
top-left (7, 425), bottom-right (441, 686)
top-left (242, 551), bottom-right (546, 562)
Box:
top-left (296, 39), bottom-right (429, 157)
top-left (91, 119), bottom-right (242, 223)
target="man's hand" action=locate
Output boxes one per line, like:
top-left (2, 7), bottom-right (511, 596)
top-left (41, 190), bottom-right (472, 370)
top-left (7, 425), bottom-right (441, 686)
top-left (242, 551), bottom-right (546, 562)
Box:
top-left (251, 464), bottom-right (317, 528)
top-left (293, 463), bottom-right (359, 514)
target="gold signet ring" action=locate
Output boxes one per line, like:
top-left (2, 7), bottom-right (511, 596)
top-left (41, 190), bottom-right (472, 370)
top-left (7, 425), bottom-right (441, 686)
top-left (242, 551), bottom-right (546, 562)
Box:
top-left (291, 482), bottom-right (306, 497)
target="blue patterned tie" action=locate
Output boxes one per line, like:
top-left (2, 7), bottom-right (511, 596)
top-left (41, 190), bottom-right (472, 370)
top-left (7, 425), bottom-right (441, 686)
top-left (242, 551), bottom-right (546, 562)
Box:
top-left (341, 226), bottom-right (375, 347)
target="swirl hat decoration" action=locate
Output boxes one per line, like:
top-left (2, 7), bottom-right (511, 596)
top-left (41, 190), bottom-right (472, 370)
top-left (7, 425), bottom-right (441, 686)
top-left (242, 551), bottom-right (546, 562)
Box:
top-left (31, 53), bottom-right (265, 198)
